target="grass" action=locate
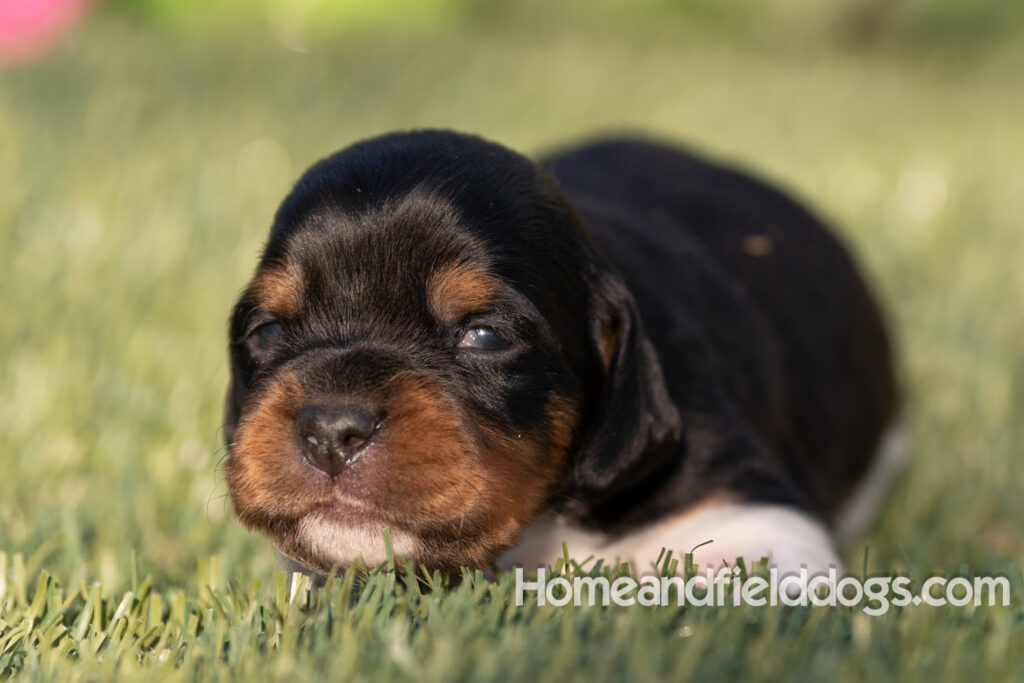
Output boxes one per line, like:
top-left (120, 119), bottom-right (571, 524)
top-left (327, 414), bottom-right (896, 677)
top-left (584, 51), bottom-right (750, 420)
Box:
top-left (1, 1), bottom-right (1023, 679)
top-left (0, 550), bottom-right (1020, 681)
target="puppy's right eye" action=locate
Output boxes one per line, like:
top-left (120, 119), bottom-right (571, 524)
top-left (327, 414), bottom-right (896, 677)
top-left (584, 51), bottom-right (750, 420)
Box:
top-left (245, 322), bottom-right (283, 357)
top-left (457, 326), bottom-right (510, 351)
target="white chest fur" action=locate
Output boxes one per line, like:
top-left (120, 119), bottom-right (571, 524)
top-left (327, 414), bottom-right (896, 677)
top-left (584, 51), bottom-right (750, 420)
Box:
top-left (498, 502), bottom-right (841, 576)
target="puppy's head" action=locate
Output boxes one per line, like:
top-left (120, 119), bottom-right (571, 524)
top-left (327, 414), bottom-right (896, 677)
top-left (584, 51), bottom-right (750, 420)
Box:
top-left (224, 131), bottom-right (679, 573)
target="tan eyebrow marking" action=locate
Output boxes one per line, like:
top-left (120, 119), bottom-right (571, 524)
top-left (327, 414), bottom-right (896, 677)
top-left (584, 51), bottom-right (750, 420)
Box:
top-left (427, 263), bottom-right (501, 324)
top-left (250, 262), bottom-right (305, 316)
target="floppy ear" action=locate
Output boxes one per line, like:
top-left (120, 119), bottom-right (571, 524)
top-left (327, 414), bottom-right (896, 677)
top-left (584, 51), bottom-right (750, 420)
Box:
top-left (573, 275), bottom-right (682, 500)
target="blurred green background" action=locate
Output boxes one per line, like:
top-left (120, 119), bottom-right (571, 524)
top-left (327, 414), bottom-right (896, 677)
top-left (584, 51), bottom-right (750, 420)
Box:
top-left (1, 0), bottom-right (1022, 590)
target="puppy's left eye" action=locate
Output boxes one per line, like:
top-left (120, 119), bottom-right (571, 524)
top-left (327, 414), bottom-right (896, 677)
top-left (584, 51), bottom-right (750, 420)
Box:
top-left (457, 326), bottom-right (509, 351)
top-left (246, 322), bottom-right (283, 357)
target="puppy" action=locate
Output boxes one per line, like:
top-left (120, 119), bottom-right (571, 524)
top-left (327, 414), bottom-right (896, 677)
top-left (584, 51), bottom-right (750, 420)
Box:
top-left (224, 130), bottom-right (901, 576)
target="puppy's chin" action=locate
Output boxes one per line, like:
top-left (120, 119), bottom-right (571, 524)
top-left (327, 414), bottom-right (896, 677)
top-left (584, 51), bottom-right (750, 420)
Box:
top-left (283, 507), bottom-right (423, 573)
top-left (269, 501), bottom-right (522, 575)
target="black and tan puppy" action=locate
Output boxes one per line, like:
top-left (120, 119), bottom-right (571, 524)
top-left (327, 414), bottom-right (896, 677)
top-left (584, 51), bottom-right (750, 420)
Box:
top-left (224, 130), bottom-right (902, 575)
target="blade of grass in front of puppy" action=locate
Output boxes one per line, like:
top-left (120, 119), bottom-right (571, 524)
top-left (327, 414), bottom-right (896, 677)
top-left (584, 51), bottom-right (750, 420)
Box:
top-left (274, 571), bottom-right (288, 618)
top-left (26, 570), bottom-right (49, 622)
top-left (70, 584), bottom-right (95, 641)
top-left (382, 526), bottom-right (395, 572)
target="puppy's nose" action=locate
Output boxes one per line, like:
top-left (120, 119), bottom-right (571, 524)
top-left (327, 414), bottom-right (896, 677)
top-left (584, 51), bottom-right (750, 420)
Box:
top-left (297, 404), bottom-right (380, 474)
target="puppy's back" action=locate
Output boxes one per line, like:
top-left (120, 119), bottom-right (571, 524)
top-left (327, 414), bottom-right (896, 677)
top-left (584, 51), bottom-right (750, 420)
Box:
top-left (542, 138), bottom-right (899, 519)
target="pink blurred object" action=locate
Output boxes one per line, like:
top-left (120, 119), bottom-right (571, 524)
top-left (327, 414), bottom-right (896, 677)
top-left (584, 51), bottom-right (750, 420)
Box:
top-left (0, 0), bottom-right (94, 65)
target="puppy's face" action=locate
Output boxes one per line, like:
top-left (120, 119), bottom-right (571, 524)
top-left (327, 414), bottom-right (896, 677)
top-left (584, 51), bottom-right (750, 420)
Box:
top-left (224, 133), bottom-right (610, 573)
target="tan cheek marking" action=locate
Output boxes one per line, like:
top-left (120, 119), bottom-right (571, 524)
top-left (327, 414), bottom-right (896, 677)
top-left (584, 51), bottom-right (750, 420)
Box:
top-left (373, 375), bottom-right (485, 518)
top-left (545, 395), bottom-right (580, 466)
top-left (427, 264), bottom-right (500, 323)
top-left (368, 374), bottom-right (582, 566)
top-left (250, 262), bottom-right (305, 316)
top-left (228, 373), bottom-right (329, 528)
top-left (471, 394), bottom-right (581, 547)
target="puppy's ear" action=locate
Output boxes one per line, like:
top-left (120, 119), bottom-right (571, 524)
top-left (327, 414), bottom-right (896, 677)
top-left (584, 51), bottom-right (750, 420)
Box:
top-left (573, 276), bottom-right (681, 499)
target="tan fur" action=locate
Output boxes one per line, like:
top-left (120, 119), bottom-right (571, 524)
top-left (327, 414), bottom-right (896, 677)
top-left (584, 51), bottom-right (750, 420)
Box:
top-left (250, 262), bottom-right (305, 316)
top-left (427, 263), bottom-right (500, 323)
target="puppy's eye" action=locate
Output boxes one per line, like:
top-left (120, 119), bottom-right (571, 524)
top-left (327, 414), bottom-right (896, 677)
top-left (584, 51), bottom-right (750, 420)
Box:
top-left (245, 322), bottom-right (283, 357)
top-left (457, 326), bottom-right (509, 351)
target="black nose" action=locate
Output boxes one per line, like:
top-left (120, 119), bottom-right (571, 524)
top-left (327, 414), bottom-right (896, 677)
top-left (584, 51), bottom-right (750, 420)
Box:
top-left (297, 404), bottom-right (380, 474)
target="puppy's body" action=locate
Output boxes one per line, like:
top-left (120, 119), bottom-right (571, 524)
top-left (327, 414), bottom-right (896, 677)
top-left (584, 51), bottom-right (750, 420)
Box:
top-left (225, 131), bottom-right (899, 576)
top-left (525, 142), bottom-right (899, 567)
top-left (500, 141), bottom-right (900, 572)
